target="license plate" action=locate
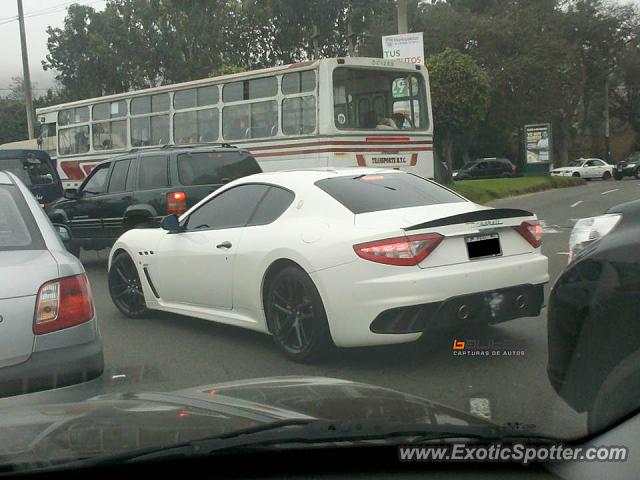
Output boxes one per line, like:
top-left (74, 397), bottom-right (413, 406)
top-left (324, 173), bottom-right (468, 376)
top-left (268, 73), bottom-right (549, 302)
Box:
top-left (618, 165), bottom-right (623, 172)
top-left (465, 233), bottom-right (502, 260)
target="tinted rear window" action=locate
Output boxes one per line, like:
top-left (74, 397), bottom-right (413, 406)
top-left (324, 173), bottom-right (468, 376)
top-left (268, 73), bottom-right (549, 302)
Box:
top-left (0, 185), bottom-right (45, 251)
top-left (177, 152), bottom-right (261, 186)
top-left (315, 173), bottom-right (465, 214)
top-left (0, 158), bottom-right (55, 186)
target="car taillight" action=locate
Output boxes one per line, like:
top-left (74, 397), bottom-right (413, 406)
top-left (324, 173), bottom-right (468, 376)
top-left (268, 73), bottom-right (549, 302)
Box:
top-left (167, 191), bottom-right (187, 215)
top-left (353, 233), bottom-right (444, 266)
top-left (34, 274), bottom-right (94, 335)
top-left (512, 166), bottom-right (517, 175)
top-left (516, 220), bottom-right (543, 248)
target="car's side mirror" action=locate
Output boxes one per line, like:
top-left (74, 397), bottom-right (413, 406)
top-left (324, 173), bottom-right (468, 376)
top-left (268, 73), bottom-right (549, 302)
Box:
top-left (161, 214), bottom-right (182, 232)
top-left (54, 224), bottom-right (71, 243)
top-left (64, 188), bottom-right (81, 200)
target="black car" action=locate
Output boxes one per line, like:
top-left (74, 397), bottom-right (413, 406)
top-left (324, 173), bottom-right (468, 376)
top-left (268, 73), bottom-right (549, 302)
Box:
top-left (547, 199), bottom-right (640, 433)
top-left (613, 152), bottom-right (640, 180)
top-left (453, 157), bottom-right (517, 180)
top-left (45, 145), bottom-right (261, 256)
top-left (0, 149), bottom-right (63, 206)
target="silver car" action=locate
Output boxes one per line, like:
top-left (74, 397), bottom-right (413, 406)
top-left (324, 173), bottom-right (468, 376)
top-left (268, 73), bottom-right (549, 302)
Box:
top-left (0, 171), bottom-right (103, 397)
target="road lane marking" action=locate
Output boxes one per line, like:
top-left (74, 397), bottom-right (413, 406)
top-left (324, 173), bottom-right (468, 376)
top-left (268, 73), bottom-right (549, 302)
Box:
top-left (539, 220), bottom-right (562, 233)
top-left (570, 200), bottom-right (583, 207)
top-left (601, 189), bottom-right (619, 195)
top-left (556, 252), bottom-right (570, 255)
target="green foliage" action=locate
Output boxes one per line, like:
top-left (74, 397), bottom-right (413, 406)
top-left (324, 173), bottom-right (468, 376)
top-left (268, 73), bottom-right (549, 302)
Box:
top-left (9, 0), bottom-right (640, 167)
top-left (451, 176), bottom-right (586, 204)
top-left (426, 48), bottom-right (490, 169)
top-left (0, 100), bottom-right (29, 144)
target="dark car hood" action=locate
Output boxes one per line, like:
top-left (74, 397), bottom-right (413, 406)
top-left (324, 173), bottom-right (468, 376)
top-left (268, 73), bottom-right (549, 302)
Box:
top-left (0, 376), bottom-right (491, 465)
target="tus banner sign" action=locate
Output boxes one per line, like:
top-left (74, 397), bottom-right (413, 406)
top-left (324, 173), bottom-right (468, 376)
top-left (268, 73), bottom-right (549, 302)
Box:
top-left (382, 32), bottom-right (424, 65)
top-left (525, 124), bottom-right (552, 165)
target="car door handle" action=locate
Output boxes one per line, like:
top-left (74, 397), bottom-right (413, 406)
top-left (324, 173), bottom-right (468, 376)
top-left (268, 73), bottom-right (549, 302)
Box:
top-left (216, 241), bottom-right (232, 249)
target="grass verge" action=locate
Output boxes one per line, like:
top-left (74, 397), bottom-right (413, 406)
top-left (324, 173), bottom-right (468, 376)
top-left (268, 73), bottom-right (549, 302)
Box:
top-left (449, 176), bottom-right (586, 204)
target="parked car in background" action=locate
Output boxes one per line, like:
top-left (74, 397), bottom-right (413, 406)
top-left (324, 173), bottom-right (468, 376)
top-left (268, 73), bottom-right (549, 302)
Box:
top-left (452, 157), bottom-right (516, 180)
top-left (0, 171), bottom-right (103, 398)
top-left (45, 145), bottom-right (262, 257)
top-left (108, 168), bottom-right (548, 362)
top-left (547, 198), bottom-right (640, 433)
top-left (550, 158), bottom-right (613, 180)
top-left (613, 152), bottom-right (640, 180)
top-left (0, 149), bottom-right (63, 206)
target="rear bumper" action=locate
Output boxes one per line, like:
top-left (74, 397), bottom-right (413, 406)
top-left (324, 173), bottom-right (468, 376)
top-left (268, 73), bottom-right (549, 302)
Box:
top-left (370, 283), bottom-right (545, 334)
top-left (312, 253), bottom-right (549, 347)
top-left (0, 337), bottom-right (104, 398)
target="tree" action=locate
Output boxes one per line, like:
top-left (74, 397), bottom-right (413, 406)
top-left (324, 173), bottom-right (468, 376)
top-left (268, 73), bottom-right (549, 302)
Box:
top-left (426, 48), bottom-right (490, 170)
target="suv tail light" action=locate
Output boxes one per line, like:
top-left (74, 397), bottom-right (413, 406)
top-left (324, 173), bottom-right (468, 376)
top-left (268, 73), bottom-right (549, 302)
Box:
top-left (512, 165), bottom-right (517, 175)
top-left (34, 274), bottom-right (94, 335)
top-left (353, 233), bottom-right (444, 266)
top-left (516, 220), bottom-right (543, 248)
top-left (167, 191), bottom-right (187, 215)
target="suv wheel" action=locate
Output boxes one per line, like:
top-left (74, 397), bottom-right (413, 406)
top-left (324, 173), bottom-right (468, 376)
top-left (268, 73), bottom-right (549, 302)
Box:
top-left (635, 168), bottom-right (640, 180)
top-left (614, 171), bottom-right (623, 180)
top-left (265, 266), bottom-right (334, 362)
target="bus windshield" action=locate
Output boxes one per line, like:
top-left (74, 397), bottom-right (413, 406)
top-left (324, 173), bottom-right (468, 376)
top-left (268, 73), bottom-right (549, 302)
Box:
top-left (333, 68), bottom-right (428, 131)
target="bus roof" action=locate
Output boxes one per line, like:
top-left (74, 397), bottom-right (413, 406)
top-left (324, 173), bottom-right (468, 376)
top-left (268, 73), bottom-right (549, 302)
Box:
top-left (36, 57), bottom-right (423, 116)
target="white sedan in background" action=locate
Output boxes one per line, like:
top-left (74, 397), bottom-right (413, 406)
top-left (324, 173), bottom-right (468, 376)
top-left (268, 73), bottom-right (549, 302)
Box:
top-left (550, 158), bottom-right (613, 180)
top-left (108, 169), bottom-right (549, 362)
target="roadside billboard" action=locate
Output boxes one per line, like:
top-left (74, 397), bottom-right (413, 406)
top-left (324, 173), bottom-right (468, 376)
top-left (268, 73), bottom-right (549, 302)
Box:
top-left (382, 32), bottom-right (424, 65)
top-left (525, 124), bottom-right (552, 166)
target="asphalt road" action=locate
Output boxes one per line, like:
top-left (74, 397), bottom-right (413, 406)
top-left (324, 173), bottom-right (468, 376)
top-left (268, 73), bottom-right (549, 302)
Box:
top-left (9, 176), bottom-right (640, 438)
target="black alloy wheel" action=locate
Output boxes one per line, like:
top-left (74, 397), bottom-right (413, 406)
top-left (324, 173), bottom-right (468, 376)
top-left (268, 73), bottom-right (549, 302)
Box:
top-left (266, 266), bottom-right (333, 362)
top-left (109, 252), bottom-right (148, 318)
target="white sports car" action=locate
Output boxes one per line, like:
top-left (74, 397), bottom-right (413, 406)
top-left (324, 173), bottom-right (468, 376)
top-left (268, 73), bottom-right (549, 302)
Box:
top-left (108, 168), bottom-right (549, 361)
top-left (550, 158), bottom-right (613, 180)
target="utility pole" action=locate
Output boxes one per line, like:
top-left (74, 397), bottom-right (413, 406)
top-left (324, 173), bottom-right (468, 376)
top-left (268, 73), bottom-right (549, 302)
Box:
top-left (397, 0), bottom-right (409, 34)
top-left (604, 75), bottom-right (611, 163)
top-left (17, 0), bottom-right (35, 140)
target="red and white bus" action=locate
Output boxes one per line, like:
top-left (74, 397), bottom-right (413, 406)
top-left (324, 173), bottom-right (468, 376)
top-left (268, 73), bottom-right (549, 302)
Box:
top-left (34, 57), bottom-right (434, 189)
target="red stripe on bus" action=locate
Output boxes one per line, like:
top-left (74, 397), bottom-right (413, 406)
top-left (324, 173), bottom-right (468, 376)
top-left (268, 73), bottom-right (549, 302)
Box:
top-left (247, 139), bottom-right (432, 151)
top-left (252, 146), bottom-right (432, 158)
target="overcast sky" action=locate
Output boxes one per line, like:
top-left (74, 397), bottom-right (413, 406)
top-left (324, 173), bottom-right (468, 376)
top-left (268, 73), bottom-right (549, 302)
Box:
top-left (1, 0), bottom-right (639, 97)
top-left (0, 0), bottom-right (107, 96)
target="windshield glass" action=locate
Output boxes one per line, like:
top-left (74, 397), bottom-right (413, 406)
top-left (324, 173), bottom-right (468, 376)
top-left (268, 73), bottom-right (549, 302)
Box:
top-left (333, 68), bottom-right (428, 130)
top-left (0, 157), bottom-right (55, 186)
top-left (178, 152), bottom-right (261, 186)
top-left (316, 173), bottom-right (463, 214)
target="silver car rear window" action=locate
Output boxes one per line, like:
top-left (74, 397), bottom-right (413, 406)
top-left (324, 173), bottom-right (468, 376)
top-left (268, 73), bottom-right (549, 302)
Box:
top-left (0, 185), bottom-right (44, 251)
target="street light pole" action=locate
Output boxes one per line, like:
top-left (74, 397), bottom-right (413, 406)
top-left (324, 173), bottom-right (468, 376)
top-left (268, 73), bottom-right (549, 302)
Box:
top-left (397, 0), bottom-right (408, 34)
top-left (17, 0), bottom-right (35, 140)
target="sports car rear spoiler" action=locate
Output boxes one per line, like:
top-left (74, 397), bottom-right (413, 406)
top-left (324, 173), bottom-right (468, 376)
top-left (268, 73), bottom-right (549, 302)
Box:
top-left (405, 208), bottom-right (534, 231)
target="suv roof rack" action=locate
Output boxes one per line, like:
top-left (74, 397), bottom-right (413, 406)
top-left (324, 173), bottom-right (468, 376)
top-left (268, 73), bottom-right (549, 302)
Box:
top-left (123, 143), bottom-right (238, 154)
top-left (159, 142), bottom-right (237, 150)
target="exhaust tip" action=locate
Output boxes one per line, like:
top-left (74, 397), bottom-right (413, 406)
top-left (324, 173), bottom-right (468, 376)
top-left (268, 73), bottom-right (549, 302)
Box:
top-left (516, 294), bottom-right (527, 309)
top-left (457, 304), bottom-right (471, 320)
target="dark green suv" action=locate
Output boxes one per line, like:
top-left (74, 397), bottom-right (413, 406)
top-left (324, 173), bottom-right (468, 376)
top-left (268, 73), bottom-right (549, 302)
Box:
top-left (45, 145), bottom-right (261, 256)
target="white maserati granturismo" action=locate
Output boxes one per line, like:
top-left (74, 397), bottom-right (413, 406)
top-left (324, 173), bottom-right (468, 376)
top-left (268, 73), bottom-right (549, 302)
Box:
top-left (108, 168), bottom-right (549, 361)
